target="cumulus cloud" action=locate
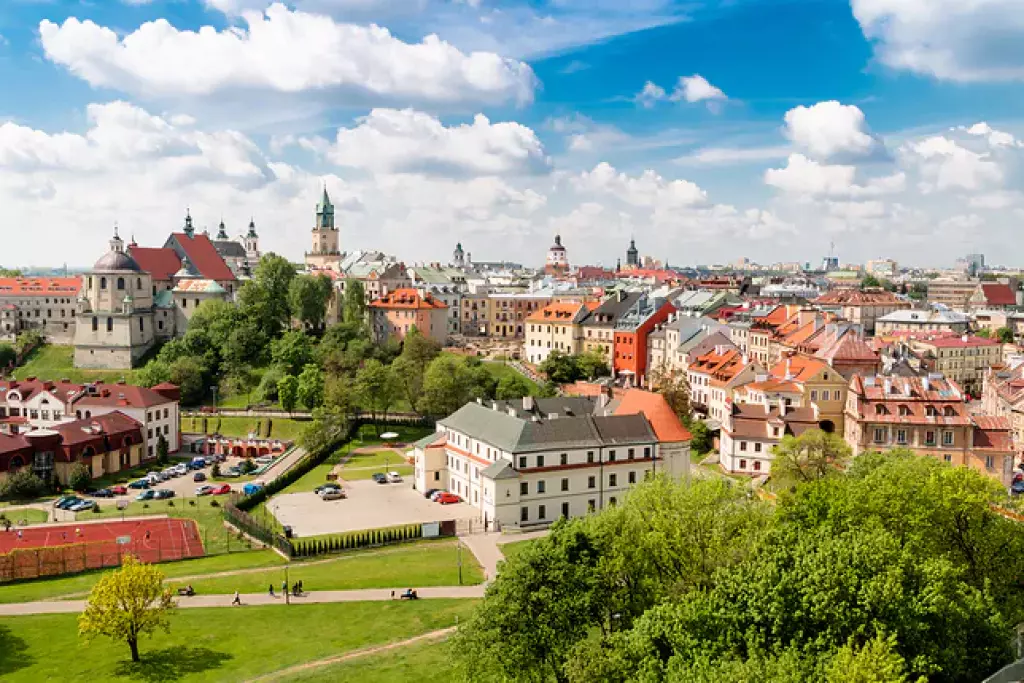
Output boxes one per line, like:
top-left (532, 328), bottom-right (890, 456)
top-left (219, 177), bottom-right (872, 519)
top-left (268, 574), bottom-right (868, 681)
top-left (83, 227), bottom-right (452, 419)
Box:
top-left (783, 101), bottom-right (882, 160)
top-left (635, 81), bottom-right (666, 108)
top-left (39, 3), bottom-right (537, 108)
top-left (901, 135), bottom-right (1004, 191)
top-left (852, 0), bottom-right (1024, 82)
top-left (546, 114), bottom-right (629, 154)
top-left (675, 145), bottom-right (790, 166)
top-left (764, 154), bottom-right (904, 198)
top-left (669, 74), bottom-right (727, 106)
top-left (304, 109), bottom-right (548, 176)
top-left (573, 162), bottom-right (708, 208)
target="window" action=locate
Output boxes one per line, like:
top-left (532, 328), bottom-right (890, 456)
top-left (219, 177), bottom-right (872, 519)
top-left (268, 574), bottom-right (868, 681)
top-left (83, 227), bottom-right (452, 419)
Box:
top-left (609, 473), bottom-right (617, 487)
top-left (628, 471), bottom-right (636, 484)
top-left (609, 497), bottom-right (617, 506)
top-left (536, 455), bottom-right (544, 468)
top-left (644, 447), bottom-right (651, 458)
top-left (944, 454), bottom-right (952, 463)
top-left (587, 451), bottom-right (595, 463)
top-left (560, 478), bottom-right (569, 492)
top-left (896, 429), bottom-right (907, 445)
top-left (560, 453), bottom-right (568, 466)
top-left (873, 428), bottom-right (885, 443)
top-left (810, 390), bottom-right (818, 400)
top-left (588, 476), bottom-right (596, 489)
top-left (520, 482), bottom-right (528, 495)
top-left (985, 455), bottom-right (994, 469)
top-left (943, 406), bottom-right (956, 417)
top-left (434, 471), bottom-right (440, 481)
top-left (588, 499), bottom-right (596, 512)
top-left (117, 277), bottom-right (125, 290)
top-left (943, 431), bottom-right (954, 446)
top-left (740, 459), bottom-right (747, 469)
top-left (537, 481), bottom-right (546, 494)
top-left (754, 443), bottom-right (762, 453)
top-left (182, 299), bottom-right (187, 309)
top-left (561, 502), bottom-right (569, 518)
top-left (106, 317), bottom-right (113, 332)
top-left (163, 408), bottom-right (169, 418)
top-left (925, 430), bottom-right (936, 446)
top-left (520, 507), bottom-right (528, 522)
top-left (898, 405), bottom-right (911, 417)
top-left (100, 277), bottom-right (107, 289)
top-left (538, 505), bottom-right (546, 519)
top-left (753, 461), bottom-right (762, 471)
top-left (608, 450), bottom-right (616, 462)
top-left (519, 456), bottom-right (527, 469)
top-left (92, 317), bottom-right (98, 332)
top-left (136, 278), bottom-right (142, 290)
top-left (739, 441), bottom-right (747, 451)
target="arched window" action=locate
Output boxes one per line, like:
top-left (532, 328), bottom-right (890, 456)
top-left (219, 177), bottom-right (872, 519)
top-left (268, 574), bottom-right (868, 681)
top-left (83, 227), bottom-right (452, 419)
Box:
top-left (876, 404), bottom-right (889, 415)
top-left (117, 277), bottom-right (125, 290)
top-left (85, 411), bottom-right (91, 419)
top-left (106, 317), bottom-right (113, 332)
top-left (926, 405), bottom-right (938, 417)
top-left (943, 406), bottom-right (956, 417)
top-left (898, 405), bottom-right (911, 417)
top-left (100, 277), bottom-right (107, 290)
top-left (76, 410), bottom-right (82, 419)
top-left (139, 318), bottom-right (144, 332)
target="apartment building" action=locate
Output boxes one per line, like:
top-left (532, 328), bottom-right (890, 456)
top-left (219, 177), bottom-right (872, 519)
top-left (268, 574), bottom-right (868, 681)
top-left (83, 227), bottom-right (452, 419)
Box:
top-left (875, 308), bottom-right (972, 335)
top-left (814, 289), bottom-right (911, 334)
top-left (369, 288), bottom-right (448, 345)
top-left (845, 374), bottom-right (1014, 486)
top-left (927, 279), bottom-right (983, 310)
top-left (906, 334), bottom-right (1003, 397)
top-left (688, 347), bottom-right (765, 422)
top-left (982, 363), bottom-right (1024, 456)
top-left (580, 291), bottom-right (643, 358)
top-left (414, 393), bottom-right (690, 529)
top-left (488, 292), bottom-right (552, 339)
top-left (524, 302), bottom-right (594, 364)
top-left (762, 353), bottom-right (848, 433)
top-left (648, 316), bottom-right (730, 380)
top-left (612, 294), bottom-right (675, 386)
top-left (0, 277), bottom-right (81, 343)
top-left (719, 401), bottom-right (821, 475)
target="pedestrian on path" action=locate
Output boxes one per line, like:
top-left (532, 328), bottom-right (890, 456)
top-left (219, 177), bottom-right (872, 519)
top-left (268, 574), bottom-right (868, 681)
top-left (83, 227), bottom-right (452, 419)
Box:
top-left (391, 590), bottom-right (395, 600)
top-left (16, 529), bottom-right (22, 541)
top-left (282, 579), bottom-right (288, 594)
top-left (269, 584), bottom-right (275, 597)
top-left (232, 591), bottom-right (241, 606)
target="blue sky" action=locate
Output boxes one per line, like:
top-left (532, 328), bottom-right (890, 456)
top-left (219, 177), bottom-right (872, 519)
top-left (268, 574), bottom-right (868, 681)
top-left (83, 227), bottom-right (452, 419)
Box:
top-left (2, 0), bottom-right (1023, 268)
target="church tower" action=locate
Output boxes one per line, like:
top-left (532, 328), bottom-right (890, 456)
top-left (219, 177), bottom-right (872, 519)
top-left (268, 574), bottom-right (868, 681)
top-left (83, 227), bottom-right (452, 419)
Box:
top-left (183, 210), bottom-right (195, 239)
top-left (305, 186), bottom-right (342, 270)
top-left (244, 218), bottom-right (260, 273)
top-left (452, 242), bottom-right (465, 268)
top-left (626, 238), bottom-right (639, 269)
top-left (545, 234), bottom-right (569, 275)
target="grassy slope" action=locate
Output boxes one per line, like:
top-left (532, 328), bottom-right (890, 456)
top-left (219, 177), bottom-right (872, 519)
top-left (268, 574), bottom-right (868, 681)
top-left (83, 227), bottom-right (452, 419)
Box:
top-left (0, 508), bottom-right (48, 524)
top-left (180, 415), bottom-right (309, 441)
top-left (0, 600), bottom-right (476, 683)
top-left (283, 637), bottom-right (456, 682)
top-left (12, 345), bottom-right (141, 385)
top-left (497, 539), bottom-right (535, 560)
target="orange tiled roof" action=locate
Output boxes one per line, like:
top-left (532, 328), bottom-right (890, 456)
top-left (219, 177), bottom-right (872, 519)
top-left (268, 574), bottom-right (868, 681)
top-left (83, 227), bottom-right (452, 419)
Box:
top-left (690, 348), bottom-right (754, 387)
top-left (527, 301), bottom-right (585, 323)
top-left (742, 379), bottom-right (802, 394)
top-left (815, 289), bottom-right (904, 306)
top-left (768, 354), bottom-right (832, 383)
top-left (612, 389), bottom-right (692, 442)
top-left (0, 277), bottom-right (81, 297)
top-left (369, 288), bottom-right (447, 310)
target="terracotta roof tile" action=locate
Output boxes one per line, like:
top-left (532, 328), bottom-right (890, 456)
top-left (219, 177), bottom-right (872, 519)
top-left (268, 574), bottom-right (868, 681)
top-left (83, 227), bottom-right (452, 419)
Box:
top-left (127, 247), bottom-right (181, 282)
top-left (981, 283), bottom-right (1016, 306)
top-left (612, 389), bottom-right (691, 442)
top-left (370, 288), bottom-right (447, 310)
top-left (167, 233), bottom-right (236, 282)
top-left (0, 277), bottom-right (81, 297)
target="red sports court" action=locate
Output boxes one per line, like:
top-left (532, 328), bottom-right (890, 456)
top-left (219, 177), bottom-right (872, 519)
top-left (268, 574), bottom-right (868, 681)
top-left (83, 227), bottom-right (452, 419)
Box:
top-left (0, 518), bottom-right (204, 580)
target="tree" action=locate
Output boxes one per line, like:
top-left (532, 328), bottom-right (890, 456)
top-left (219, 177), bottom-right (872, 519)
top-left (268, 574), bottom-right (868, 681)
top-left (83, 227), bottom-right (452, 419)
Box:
top-left (0, 469), bottom-right (46, 501)
top-left (257, 366), bottom-right (285, 403)
top-left (576, 350), bottom-right (610, 381)
top-left (861, 274), bottom-right (882, 289)
top-left (976, 327), bottom-right (992, 338)
top-left (168, 357), bottom-right (206, 406)
top-left (297, 363), bottom-right (325, 410)
top-left (278, 374), bottom-right (299, 413)
top-left (155, 433), bottom-right (169, 465)
top-left (496, 374), bottom-right (535, 400)
top-left (420, 355), bottom-right (476, 416)
top-left (997, 326), bottom-right (1015, 343)
top-left (14, 329), bottom-right (43, 356)
top-left (689, 420), bottom-right (712, 455)
top-left (68, 463), bottom-right (92, 492)
top-left (238, 253), bottom-right (296, 338)
top-left (391, 327), bottom-right (441, 411)
top-left (355, 359), bottom-right (399, 426)
top-left (289, 273), bottom-right (334, 333)
top-left (221, 320), bottom-right (268, 371)
top-left (0, 342), bottom-right (15, 370)
top-left (771, 429), bottom-right (851, 486)
top-left (539, 350), bottom-right (582, 385)
top-left (343, 279), bottom-right (367, 325)
top-left (78, 555), bottom-right (175, 663)
top-left (271, 330), bottom-right (315, 375)
top-left (136, 360), bottom-right (171, 388)
top-left (653, 370), bottom-right (691, 423)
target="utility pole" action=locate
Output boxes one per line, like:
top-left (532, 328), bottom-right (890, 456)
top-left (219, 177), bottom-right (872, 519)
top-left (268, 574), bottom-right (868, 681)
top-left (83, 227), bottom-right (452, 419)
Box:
top-left (457, 539), bottom-right (463, 586)
top-left (284, 566), bottom-right (290, 605)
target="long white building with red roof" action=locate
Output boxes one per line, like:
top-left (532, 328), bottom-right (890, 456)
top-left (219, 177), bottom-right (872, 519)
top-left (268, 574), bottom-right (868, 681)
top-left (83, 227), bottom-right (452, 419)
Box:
top-left (0, 276), bottom-right (81, 343)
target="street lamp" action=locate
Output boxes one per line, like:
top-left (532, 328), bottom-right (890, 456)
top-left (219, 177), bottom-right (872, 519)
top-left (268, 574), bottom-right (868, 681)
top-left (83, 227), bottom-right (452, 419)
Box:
top-left (380, 431), bottom-right (398, 473)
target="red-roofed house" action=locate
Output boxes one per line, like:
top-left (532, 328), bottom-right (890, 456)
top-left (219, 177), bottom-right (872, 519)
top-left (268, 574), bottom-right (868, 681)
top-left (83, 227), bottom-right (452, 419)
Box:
top-left (688, 346), bottom-right (765, 422)
top-left (972, 283), bottom-right (1019, 310)
top-left (0, 277), bottom-right (81, 342)
top-left (611, 388), bottom-right (692, 479)
top-left (907, 334), bottom-right (1003, 396)
top-left (369, 288), bottom-right (448, 345)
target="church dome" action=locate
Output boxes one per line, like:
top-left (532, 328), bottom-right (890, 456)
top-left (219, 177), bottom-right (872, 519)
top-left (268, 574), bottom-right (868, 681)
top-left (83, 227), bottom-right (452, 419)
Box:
top-left (93, 250), bottom-right (141, 272)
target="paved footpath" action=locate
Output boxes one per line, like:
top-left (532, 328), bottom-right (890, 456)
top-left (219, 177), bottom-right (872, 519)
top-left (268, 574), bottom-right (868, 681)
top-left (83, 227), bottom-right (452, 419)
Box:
top-left (460, 529), bottom-right (550, 582)
top-left (0, 585), bottom-right (485, 617)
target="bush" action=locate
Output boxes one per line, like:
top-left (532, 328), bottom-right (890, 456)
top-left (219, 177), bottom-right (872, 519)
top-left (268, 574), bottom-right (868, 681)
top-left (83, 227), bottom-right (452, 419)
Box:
top-left (211, 463), bottom-right (221, 478)
top-left (68, 463), bottom-right (92, 492)
top-left (210, 499), bottom-right (220, 507)
top-left (239, 459), bottom-right (257, 475)
top-left (0, 469), bottom-right (46, 501)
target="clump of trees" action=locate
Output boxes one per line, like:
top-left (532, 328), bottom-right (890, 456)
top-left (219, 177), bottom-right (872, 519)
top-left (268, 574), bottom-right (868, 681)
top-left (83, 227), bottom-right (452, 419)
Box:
top-left (451, 453), bottom-right (1024, 682)
top-left (538, 350), bottom-right (610, 384)
top-left (0, 469), bottom-right (47, 501)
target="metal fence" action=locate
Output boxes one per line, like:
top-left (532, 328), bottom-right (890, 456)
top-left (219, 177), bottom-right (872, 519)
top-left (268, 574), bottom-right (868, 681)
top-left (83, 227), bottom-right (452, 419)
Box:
top-left (0, 538), bottom-right (193, 583)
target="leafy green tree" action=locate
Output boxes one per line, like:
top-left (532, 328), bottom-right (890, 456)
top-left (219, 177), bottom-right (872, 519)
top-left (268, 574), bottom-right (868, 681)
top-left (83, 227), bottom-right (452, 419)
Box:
top-left (297, 363), bottom-right (325, 410)
top-left (14, 329), bottom-right (43, 356)
top-left (0, 469), bottom-right (46, 501)
top-left (824, 634), bottom-right (910, 683)
top-left (577, 350), bottom-right (610, 380)
top-left (257, 366), bottom-right (285, 403)
top-left (270, 329), bottom-right (315, 375)
top-left (238, 253), bottom-right (296, 338)
top-left (155, 433), bottom-right (169, 466)
top-left (222, 320), bottom-right (268, 370)
top-left (0, 342), bottom-right (15, 369)
top-left (68, 463), bottom-right (92, 492)
top-left (168, 356), bottom-right (206, 406)
top-left (770, 429), bottom-right (851, 487)
top-left (689, 420), bottom-right (712, 455)
top-left (539, 350), bottom-right (582, 384)
top-left (997, 326), bottom-right (1015, 343)
top-left (653, 369), bottom-right (691, 422)
top-left (343, 279), bottom-right (367, 325)
top-left (78, 555), bottom-right (175, 662)
top-left (277, 374), bottom-right (299, 413)
top-left (289, 273), bottom-right (334, 333)
top-left (355, 359), bottom-right (400, 425)
top-left (420, 355), bottom-right (476, 416)
top-left (135, 360), bottom-right (171, 388)
top-left (495, 373), bottom-right (535, 400)
top-left (861, 274), bottom-right (882, 289)
top-left (391, 327), bottom-right (441, 411)
top-left (976, 327), bottom-right (992, 338)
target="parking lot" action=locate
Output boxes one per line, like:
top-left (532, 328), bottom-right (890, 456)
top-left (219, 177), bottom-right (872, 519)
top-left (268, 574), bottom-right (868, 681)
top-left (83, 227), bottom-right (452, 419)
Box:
top-left (269, 479), bottom-right (479, 537)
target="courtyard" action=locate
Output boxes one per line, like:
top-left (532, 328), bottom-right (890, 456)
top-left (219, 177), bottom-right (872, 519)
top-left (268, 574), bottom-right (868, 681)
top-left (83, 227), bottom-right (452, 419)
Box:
top-left (268, 479), bottom-right (479, 537)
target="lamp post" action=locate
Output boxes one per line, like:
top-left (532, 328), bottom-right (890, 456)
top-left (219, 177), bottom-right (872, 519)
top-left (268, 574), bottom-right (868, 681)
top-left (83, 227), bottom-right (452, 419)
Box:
top-left (380, 431), bottom-right (398, 476)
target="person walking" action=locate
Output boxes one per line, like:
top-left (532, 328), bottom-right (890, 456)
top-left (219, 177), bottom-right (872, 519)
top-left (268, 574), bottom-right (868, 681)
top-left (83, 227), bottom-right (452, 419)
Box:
top-left (282, 579), bottom-right (288, 595)
top-left (232, 590), bottom-right (241, 606)
top-left (298, 580), bottom-right (303, 594)
top-left (269, 584), bottom-right (275, 597)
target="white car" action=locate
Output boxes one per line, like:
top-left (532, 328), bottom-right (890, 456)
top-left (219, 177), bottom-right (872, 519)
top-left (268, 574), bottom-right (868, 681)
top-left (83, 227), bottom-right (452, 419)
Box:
top-left (195, 485), bottom-right (215, 496)
top-left (386, 471), bottom-right (403, 483)
top-left (173, 464), bottom-right (188, 476)
top-left (319, 488), bottom-right (347, 501)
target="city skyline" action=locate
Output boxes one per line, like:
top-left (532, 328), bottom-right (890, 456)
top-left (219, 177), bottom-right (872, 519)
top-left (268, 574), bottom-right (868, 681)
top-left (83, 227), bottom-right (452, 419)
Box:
top-left (2, 1), bottom-right (1024, 268)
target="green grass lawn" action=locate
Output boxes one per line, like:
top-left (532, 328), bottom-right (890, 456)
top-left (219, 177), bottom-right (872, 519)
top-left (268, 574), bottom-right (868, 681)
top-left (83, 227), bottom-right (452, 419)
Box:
top-left (350, 424), bottom-right (433, 448)
top-left (12, 345), bottom-right (142, 384)
top-left (0, 599), bottom-right (476, 682)
top-left (498, 539), bottom-right (535, 561)
top-left (176, 541), bottom-right (482, 594)
top-left (284, 636), bottom-right (457, 682)
top-left (339, 464), bottom-right (414, 481)
top-left (0, 508), bottom-right (48, 525)
top-left (0, 550), bottom-right (284, 604)
top-left (79, 498), bottom-right (248, 555)
top-left (342, 450), bottom-right (409, 470)
top-left (181, 416), bottom-right (309, 441)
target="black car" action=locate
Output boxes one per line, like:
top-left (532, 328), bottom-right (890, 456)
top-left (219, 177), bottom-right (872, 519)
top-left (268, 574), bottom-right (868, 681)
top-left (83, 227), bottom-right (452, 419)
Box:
top-left (371, 473), bottom-right (387, 484)
top-left (87, 488), bottom-right (114, 498)
top-left (424, 488), bottom-right (439, 499)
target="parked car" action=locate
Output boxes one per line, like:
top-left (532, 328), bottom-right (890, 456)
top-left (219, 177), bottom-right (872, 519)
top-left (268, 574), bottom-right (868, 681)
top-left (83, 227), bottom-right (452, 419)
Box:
top-left (371, 473), bottom-right (387, 484)
top-left (222, 466), bottom-right (241, 478)
top-left (162, 468), bottom-right (179, 479)
top-left (54, 495), bottom-right (77, 508)
top-left (190, 457), bottom-right (207, 469)
top-left (423, 488), bottom-right (439, 499)
top-left (436, 493), bottom-right (461, 505)
top-left (386, 471), bottom-right (403, 483)
top-left (242, 482), bottom-right (264, 496)
top-left (430, 490), bottom-right (446, 501)
top-left (69, 499), bottom-right (97, 512)
top-left (255, 455), bottom-right (274, 465)
top-left (195, 485), bottom-right (215, 496)
top-left (136, 490), bottom-right (156, 501)
top-left (172, 464), bottom-right (189, 476)
top-left (314, 483), bottom-right (341, 494)
top-left (154, 489), bottom-right (175, 500)
top-left (1012, 480), bottom-right (1024, 496)
top-left (212, 484), bottom-right (232, 495)
top-left (87, 488), bottom-right (114, 498)
top-left (110, 485), bottom-right (128, 495)
top-left (193, 472), bottom-right (207, 482)
top-left (320, 488), bottom-right (347, 501)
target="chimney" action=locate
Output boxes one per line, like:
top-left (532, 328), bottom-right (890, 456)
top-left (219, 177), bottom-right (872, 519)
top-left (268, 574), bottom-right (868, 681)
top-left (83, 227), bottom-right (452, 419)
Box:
top-left (962, 334), bottom-right (969, 343)
top-left (522, 396), bottom-right (534, 411)
top-left (883, 377), bottom-right (892, 395)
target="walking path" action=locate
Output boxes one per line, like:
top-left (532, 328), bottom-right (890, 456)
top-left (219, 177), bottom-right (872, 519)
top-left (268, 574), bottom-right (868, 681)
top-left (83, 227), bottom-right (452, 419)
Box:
top-left (246, 627), bottom-right (457, 682)
top-left (459, 529), bottom-right (549, 582)
top-left (0, 585), bottom-right (485, 617)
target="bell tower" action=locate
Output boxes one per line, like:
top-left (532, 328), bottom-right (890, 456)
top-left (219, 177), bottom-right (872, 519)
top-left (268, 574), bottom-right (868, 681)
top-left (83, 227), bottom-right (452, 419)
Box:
top-left (305, 185), bottom-right (342, 270)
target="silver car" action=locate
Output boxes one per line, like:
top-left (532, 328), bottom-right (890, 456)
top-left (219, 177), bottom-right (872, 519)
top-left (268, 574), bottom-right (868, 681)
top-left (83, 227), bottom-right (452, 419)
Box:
top-left (319, 488), bottom-right (347, 501)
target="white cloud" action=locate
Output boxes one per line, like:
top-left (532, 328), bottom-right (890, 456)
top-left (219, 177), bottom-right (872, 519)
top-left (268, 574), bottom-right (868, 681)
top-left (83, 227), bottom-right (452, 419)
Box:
top-left (902, 135), bottom-right (1003, 191)
top-left (39, 3), bottom-right (537, 107)
top-left (573, 162), bottom-right (708, 209)
top-left (962, 122), bottom-right (1022, 148)
top-left (635, 81), bottom-right (666, 108)
top-left (675, 145), bottom-right (790, 166)
top-left (307, 108), bottom-right (547, 176)
top-left (783, 101), bottom-right (881, 160)
top-left (669, 74), bottom-right (727, 106)
top-left (852, 0), bottom-right (1024, 82)
top-left (547, 114), bottom-right (629, 154)
top-left (970, 190), bottom-right (1022, 209)
top-left (764, 154), bottom-right (904, 198)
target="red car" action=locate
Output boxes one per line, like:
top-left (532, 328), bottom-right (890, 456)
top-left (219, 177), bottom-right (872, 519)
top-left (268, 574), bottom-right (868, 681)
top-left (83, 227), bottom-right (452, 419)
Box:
top-left (110, 485), bottom-right (127, 495)
top-left (212, 484), bottom-right (232, 495)
top-left (436, 493), bottom-right (461, 505)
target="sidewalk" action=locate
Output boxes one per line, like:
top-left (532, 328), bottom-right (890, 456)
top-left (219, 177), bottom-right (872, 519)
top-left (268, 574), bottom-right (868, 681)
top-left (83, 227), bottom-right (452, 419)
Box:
top-left (0, 585), bottom-right (485, 617)
top-left (459, 529), bottom-right (550, 582)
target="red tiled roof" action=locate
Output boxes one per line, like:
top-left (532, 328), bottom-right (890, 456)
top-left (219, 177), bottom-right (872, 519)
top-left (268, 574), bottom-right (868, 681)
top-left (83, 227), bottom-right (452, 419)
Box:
top-left (0, 379), bottom-right (85, 404)
top-left (370, 288), bottom-right (447, 310)
top-left (168, 233), bottom-right (236, 281)
top-left (0, 431), bottom-right (32, 458)
top-left (972, 416), bottom-right (1013, 451)
top-left (981, 284), bottom-right (1016, 306)
top-left (768, 354), bottom-right (831, 383)
top-left (815, 290), bottom-right (906, 306)
top-left (915, 335), bottom-right (999, 349)
top-left (527, 302), bottom-right (585, 323)
top-left (127, 247), bottom-right (181, 282)
top-left (816, 333), bottom-right (880, 362)
top-left (72, 382), bottom-right (176, 409)
top-left (612, 389), bottom-right (691, 442)
top-left (54, 411), bottom-right (142, 448)
top-left (0, 277), bottom-right (81, 297)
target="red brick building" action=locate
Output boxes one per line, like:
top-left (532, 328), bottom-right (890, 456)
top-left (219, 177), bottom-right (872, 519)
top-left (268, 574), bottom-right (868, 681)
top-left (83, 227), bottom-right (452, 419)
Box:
top-left (612, 295), bottom-right (675, 386)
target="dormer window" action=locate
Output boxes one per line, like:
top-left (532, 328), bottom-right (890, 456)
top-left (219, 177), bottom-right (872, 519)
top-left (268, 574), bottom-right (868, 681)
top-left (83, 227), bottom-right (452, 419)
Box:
top-left (898, 405), bottom-right (911, 417)
top-left (876, 404), bottom-right (888, 415)
top-left (926, 406), bottom-right (938, 417)
top-left (943, 406), bottom-right (956, 417)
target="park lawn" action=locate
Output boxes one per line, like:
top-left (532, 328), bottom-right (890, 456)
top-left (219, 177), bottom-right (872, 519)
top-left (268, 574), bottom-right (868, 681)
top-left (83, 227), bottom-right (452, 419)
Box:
top-left (350, 424), bottom-right (433, 448)
top-left (0, 508), bottom-right (48, 525)
top-left (78, 498), bottom-right (248, 555)
top-left (0, 550), bottom-right (284, 604)
top-left (181, 540), bottom-right (483, 594)
top-left (283, 636), bottom-right (456, 682)
top-left (339, 464), bottom-right (413, 481)
top-left (498, 539), bottom-right (535, 561)
top-left (12, 345), bottom-right (143, 385)
top-left (180, 415), bottom-right (309, 441)
top-left (343, 449), bottom-right (410, 470)
top-left (481, 359), bottom-right (541, 395)
top-left (0, 599), bottom-right (477, 683)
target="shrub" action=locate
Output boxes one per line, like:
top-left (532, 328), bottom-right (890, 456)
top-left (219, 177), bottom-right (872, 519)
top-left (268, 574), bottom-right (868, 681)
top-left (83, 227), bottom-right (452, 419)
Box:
top-left (0, 469), bottom-right (46, 501)
top-left (211, 463), bottom-right (221, 478)
top-left (210, 499), bottom-right (220, 507)
top-left (92, 504), bottom-right (101, 513)
top-left (239, 459), bottom-right (257, 475)
top-left (68, 463), bottom-right (92, 493)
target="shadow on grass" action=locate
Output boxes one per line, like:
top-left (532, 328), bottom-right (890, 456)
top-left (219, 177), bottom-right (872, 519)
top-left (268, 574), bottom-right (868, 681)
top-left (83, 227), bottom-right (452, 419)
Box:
top-left (113, 646), bottom-right (233, 682)
top-left (0, 624), bottom-right (33, 675)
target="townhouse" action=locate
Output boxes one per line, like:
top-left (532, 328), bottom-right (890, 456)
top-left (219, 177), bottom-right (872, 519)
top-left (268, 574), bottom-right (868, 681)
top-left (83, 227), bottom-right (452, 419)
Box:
top-left (524, 301), bottom-right (595, 364)
top-left (906, 334), bottom-right (1003, 397)
top-left (688, 346), bottom-right (765, 422)
top-left (368, 288), bottom-right (448, 345)
top-left (763, 353), bottom-right (849, 433)
top-left (982, 363), bottom-right (1024, 456)
top-left (719, 401), bottom-right (821, 475)
top-left (580, 291), bottom-right (643, 359)
top-left (875, 307), bottom-right (973, 335)
top-left (612, 294), bottom-right (675, 386)
top-left (488, 291), bottom-right (552, 339)
top-left (814, 289), bottom-right (911, 334)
